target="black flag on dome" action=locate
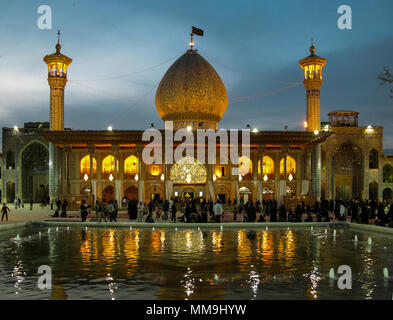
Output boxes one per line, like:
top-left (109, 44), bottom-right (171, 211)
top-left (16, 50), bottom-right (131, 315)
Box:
top-left (192, 26), bottom-right (204, 36)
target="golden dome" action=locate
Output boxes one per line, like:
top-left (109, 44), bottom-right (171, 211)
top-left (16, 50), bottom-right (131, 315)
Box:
top-left (155, 50), bottom-right (228, 129)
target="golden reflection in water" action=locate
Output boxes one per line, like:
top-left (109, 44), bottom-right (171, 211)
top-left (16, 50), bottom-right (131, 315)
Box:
top-left (186, 231), bottom-right (192, 251)
top-left (256, 231), bottom-right (274, 267)
top-left (151, 230), bottom-right (162, 257)
top-left (80, 230), bottom-right (92, 266)
top-left (160, 230), bottom-right (166, 251)
top-left (123, 230), bottom-right (140, 274)
top-left (237, 230), bottom-right (252, 272)
top-left (101, 229), bottom-right (117, 270)
top-left (212, 231), bottom-right (223, 253)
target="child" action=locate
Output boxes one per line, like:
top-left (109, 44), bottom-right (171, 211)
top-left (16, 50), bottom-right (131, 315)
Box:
top-left (1, 203), bottom-right (10, 222)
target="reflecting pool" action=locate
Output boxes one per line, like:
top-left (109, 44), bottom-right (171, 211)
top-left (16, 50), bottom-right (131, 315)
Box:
top-left (0, 226), bottom-right (392, 299)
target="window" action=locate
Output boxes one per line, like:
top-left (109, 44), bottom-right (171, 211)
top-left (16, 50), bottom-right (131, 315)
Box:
top-left (369, 149), bottom-right (379, 169)
top-left (80, 155), bottom-right (97, 179)
top-left (280, 156), bottom-right (296, 180)
top-left (124, 155), bottom-right (138, 177)
top-left (6, 150), bottom-right (15, 169)
top-left (258, 156), bottom-right (274, 180)
top-left (102, 155), bottom-right (119, 179)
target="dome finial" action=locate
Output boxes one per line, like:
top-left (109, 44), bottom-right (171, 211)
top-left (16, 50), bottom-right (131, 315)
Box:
top-left (56, 30), bottom-right (61, 53)
top-left (309, 37), bottom-right (316, 56)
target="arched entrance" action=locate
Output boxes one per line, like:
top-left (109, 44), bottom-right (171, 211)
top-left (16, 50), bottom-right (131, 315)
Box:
top-left (21, 142), bottom-right (49, 202)
top-left (333, 143), bottom-right (362, 199)
top-left (102, 185), bottom-right (114, 203)
top-left (239, 186), bottom-right (252, 203)
top-left (170, 156), bottom-right (207, 184)
top-left (6, 181), bottom-right (15, 203)
top-left (383, 188), bottom-right (392, 201)
top-left (124, 185), bottom-right (138, 201)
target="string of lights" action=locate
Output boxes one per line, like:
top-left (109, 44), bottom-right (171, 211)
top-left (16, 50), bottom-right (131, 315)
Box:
top-left (229, 82), bottom-right (301, 104)
top-left (199, 51), bottom-right (302, 85)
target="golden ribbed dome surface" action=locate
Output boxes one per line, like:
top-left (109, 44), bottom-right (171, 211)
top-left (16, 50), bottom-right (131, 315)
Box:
top-left (155, 50), bottom-right (228, 128)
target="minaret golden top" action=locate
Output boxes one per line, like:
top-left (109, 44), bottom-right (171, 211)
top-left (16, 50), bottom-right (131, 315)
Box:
top-left (43, 30), bottom-right (72, 78)
top-left (299, 41), bottom-right (326, 80)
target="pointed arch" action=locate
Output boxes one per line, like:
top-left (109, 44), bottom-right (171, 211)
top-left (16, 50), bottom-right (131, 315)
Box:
top-left (170, 156), bottom-right (207, 184)
top-left (80, 155), bottom-right (97, 179)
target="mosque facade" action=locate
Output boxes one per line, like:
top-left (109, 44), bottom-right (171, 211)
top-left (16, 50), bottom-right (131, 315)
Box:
top-left (1, 38), bottom-right (392, 208)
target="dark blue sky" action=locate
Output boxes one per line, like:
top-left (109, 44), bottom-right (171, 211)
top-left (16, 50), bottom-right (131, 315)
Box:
top-left (1, 0), bottom-right (393, 147)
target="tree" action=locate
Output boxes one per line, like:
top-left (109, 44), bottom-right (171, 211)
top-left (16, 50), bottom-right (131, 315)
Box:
top-left (378, 67), bottom-right (393, 98)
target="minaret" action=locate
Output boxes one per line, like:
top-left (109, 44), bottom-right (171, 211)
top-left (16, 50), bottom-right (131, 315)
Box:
top-left (298, 42), bottom-right (326, 132)
top-left (43, 31), bottom-right (72, 200)
top-left (299, 42), bottom-right (327, 200)
top-left (43, 31), bottom-right (72, 131)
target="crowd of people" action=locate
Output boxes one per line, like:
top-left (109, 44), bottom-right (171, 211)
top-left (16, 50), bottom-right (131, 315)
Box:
top-left (46, 196), bottom-right (393, 228)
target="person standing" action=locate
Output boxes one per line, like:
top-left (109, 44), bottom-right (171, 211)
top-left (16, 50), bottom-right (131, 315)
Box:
top-left (163, 200), bottom-right (169, 221)
top-left (137, 202), bottom-right (145, 222)
top-left (80, 200), bottom-right (91, 222)
top-left (14, 198), bottom-right (18, 210)
top-left (108, 201), bottom-right (115, 222)
top-left (213, 201), bottom-right (223, 223)
top-left (61, 198), bottom-right (68, 217)
top-left (113, 200), bottom-right (118, 222)
top-left (201, 202), bottom-right (208, 223)
top-left (30, 199), bottom-right (33, 211)
top-left (1, 203), bottom-right (10, 222)
top-left (233, 204), bottom-right (238, 221)
top-left (96, 201), bottom-right (104, 222)
top-left (246, 201), bottom-right (256, 222)
top-left (171, 202), bottom-right (177, 223)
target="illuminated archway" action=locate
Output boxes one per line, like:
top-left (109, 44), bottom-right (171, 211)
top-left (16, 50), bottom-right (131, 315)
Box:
top-left (258, 156), bottom-right (274, 180)
top-left (124, 155), bottom-right (138, 178)
top-left (80, 155), bottom-right (97, 179)
top-left (170, 157), bottom-right (207, 184)
top-left (102, 155), bottom-right (119, 179)
top-left (280, 156), bottom-right (296, 180)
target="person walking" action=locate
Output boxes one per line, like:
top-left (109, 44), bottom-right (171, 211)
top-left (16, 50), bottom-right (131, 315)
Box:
top-left (30, 199), bottom-right (33, 211)
top-left (14, 198), bottom-right (18, 210)
top-left (1, 203), bottom-right (10, 222)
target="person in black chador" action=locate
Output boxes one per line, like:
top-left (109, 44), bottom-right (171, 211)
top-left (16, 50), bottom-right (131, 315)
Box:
top-left (247, 201), bottom-right (256, 222)
top-left (61, 198), bottom-right (68, 217)
top-left (80, 200), bottom-right (91, 222)
top-left (185, 203), bottom-right (191, 223)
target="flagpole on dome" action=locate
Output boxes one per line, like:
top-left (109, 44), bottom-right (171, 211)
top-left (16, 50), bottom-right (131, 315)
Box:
top-left (190, 26), bottom-right (204, 50)
top-left (189, 32), bottom-right (194, 50)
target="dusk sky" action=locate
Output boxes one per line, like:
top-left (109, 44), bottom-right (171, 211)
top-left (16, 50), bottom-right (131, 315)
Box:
top-left (1, 0), bottom-right (393, 147)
